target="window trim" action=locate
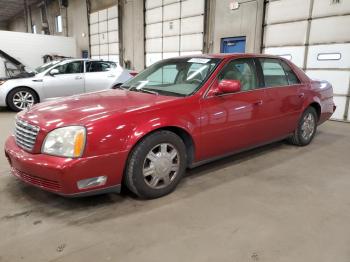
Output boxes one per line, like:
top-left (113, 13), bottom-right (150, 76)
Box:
top-left (256, 58), bottom-right (300, 89)
top-left (204, 57), bottom-right (261, 98)
top-left (47, 61), bottom-right (83, 75)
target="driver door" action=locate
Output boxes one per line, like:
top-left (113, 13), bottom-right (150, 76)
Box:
top-left (42, 61), bottom-right (85, 98)
top-left (199, 58), bottom-right (270, 160)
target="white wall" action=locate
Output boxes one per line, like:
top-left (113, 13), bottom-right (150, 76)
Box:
top-left (0, 30), bottom-right (77, 71)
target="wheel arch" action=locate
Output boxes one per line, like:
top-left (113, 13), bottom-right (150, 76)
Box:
top-left (308, 102), bottom-right (321, 121)
top-left (6, 86), bottom-right (41, 106)
top-left (127, 125), bottom-right (196, 168)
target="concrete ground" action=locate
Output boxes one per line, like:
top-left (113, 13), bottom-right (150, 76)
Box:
top-left (0, 108), bottom-right (350, 262)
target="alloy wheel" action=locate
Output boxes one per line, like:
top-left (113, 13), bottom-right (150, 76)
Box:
top-left (12, 91), bottom-right (34, 110)
top-left (301, 112), bottom-right (315, 141)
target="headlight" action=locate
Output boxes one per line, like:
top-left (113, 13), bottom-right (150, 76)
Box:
top-left (42, 126), bottom-right (86, 158)
top-left (0, 80), bottom-right (6, 85)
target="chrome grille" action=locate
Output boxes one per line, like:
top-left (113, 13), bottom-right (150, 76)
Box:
top-left (15, 119), bottom-right (39, 151)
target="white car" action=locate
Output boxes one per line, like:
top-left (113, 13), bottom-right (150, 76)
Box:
top-left (0, 59), bottom-right (133, 111)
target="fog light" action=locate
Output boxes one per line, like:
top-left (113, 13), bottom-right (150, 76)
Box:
top-left (77, 176), bottom-right (107, 190)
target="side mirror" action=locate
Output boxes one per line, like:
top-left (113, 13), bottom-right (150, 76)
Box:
top-left (49, 69), bottom-right (59, 76)
top-left (215, 79), bottom-right (241, 95)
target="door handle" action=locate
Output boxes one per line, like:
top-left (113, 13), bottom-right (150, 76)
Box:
top-left (253, 100), bottom-right (263, 106)
top-left (298, 93), bottom-right (305, 98)
top-left (107, 74), bottom-right (116, 78)
top-left (75, 76), bottom-right (83, 80)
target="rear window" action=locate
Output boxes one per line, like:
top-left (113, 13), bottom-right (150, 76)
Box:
top-left (259, 58), bottom-right (288, 87)
top-left (280, 60), bottom-right (300, 85)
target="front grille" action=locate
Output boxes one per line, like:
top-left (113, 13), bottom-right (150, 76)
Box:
top-left (15, 119), bottom-right (39, 151)
top-left (12, 167), bottom-right (62, 191)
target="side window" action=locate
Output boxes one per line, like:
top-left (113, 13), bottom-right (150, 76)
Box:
top-left (147, 65), bottom-right (179, 86)
top-left (54, 61), bottom-right (83, 75)
top-left (280, 61), bottom-right (300, 85)
top-left (218, 58), bottom-right (258, 91)
top-left (259, 58), bottom-right (288, 87)
top-left (86, 61), bottom-right (112, 73)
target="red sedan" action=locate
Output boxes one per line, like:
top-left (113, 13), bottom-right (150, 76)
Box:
top-left (4, 54), bottom-right (335, 199)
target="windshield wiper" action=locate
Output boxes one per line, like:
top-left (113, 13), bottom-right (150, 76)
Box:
top-left (129, 85), bottom-right (159, 95)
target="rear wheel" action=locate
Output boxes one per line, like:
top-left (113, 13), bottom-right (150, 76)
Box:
top-left (288, 107), bottom-right (317, 146)
top-left (125, 130), bottom-right (187, 199)
top-left (7, 87), bottom-right (39, 112)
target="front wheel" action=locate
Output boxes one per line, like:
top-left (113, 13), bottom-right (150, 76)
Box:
top-left (288, 107), bottom-right (317, 146)
top-left (7, 87), bottom-right (39, 112)
top-left (125, 130), bottom-right (187, 199)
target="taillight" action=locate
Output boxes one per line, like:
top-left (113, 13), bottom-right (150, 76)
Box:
top-left (129, 71), bottom-right (138, 77)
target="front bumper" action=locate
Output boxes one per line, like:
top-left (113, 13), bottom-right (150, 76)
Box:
top-left (4, 136), bottom-right (128, 197)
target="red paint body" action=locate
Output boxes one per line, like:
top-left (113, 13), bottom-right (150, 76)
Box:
top-left (4, 54), bottom-right (335, 196)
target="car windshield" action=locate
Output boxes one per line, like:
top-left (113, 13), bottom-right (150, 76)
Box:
top-left (121, 57), bottom-right (221, 96)
top-left (34, 60), bottom-right (62, 74)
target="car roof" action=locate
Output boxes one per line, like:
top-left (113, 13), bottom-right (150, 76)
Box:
top-left (176, 53), bottom-right (285, 60)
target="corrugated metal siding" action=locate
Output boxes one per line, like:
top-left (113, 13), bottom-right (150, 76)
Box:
top-left (145, 0), bottom-right (205, 67)
top-left (263, 0), bottom-right (350, 121)
top-left (89, 5), bottom-right (119, 63)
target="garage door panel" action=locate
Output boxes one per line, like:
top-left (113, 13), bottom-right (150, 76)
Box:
top-left (146, 38), bottom-right (163, 53)
top-left (108, 31), bottom-right (118, 43)
top-left (163, 52), bottom-right (180, 59)
top-left (312, 0), bottom-right (350, 18)
top-left (99, 33), bottom-right (108, 44)
top-left (181, 16), bottom-right (203, 35)
top-left (99, 44), bottom-right (109, 55)
top-left (90, 34), bottom-right (99, 45)
top-left (306, 70), bottom-right (350, 96)
top-left (146, 22), bottom-right (163, 39)
top-left (263, 46), bottom-right (306, 68)
top-left (180, 51), bottom-right (202, 56)
top-left (164, 0), bottom-right (179, 4)
top-left (109, 55), bottom-right (119, 63)
top-left (331, 96), bottom-right (347, 120)
top-left (146, 53), bottom-right (162, 67)
top-left (98, 9), bottom-right (107, 22)
top-left (180, 34), bottom-right (203, 52)
top-left (90, 12), bottom-right (99, 24)
top-left (91, 45), bottom-right (99, 56)
top-left (265, 0), bottom-right (311, 25)
top-left (146, 7), bottom-right (162, 24)
top-left (163, 3), bottom-right (180, 21)
top-left (163, 20), bottom-right (180, 36)
top-left (181, 0), bottom-right (204, 17)
top-left (264, 21), bottom-right (308, 47)
top-left (309, 16), bottom-right (350, 45)
top-left (108, 43), bottom-right (119, 55)
top-left (163, 36), bottom-right (179, 52)
top-left (307, 44), bottom-right (350, 69)
top-left (90, 23), bottom-right (99, 35)
top-left (146, 0), bottom-right (162, 9)
top-left (108, 6), bottom-right (118, 19)
top-left (99, 21), bottom-right (108, 33)
top-left (108, 18), bottom-right (118, 31)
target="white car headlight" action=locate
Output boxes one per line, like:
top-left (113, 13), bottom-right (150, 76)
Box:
top-left (0, 80), bottom-right (6, 86)
top-left (42, 126), bottom-right (86, 158)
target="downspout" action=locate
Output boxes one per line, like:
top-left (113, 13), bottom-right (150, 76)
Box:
top-left (86, 0), bottom-right (91, 58)
top-left (118, 0), bottom-right (124, 66)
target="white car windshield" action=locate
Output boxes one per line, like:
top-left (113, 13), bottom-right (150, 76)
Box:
top-left (34, 60), bottom-right (62, 74)
top-left (121, 57), bottom-right (221, 97)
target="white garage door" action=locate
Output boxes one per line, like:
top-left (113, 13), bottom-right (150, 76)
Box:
top-left (263, 0), bottom-right (350, 121)
top-left (89, 5), bottom-right (119, 63)
top-left (145, 0), bottom-right (205, 67)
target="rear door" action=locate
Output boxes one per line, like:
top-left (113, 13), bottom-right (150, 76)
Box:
top-left (84, 61), bottom-right (118, 92)
top-left (256, 58), bottom-right (304, 139)
top-left (199, 58), bottom-right (271, 160)
top-left (42, 61), bottom-right (84, 98)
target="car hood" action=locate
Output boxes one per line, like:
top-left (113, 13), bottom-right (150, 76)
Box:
top-left (17, 89), bottom-right (180, 130)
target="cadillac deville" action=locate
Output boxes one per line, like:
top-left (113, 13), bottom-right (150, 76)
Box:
top-left (4, 54), bottom-right (336, 199)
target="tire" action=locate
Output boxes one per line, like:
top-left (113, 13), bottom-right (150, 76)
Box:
top-left (7, 87), bottom-right (39, 112)
top-left (288, 107), bottom-right (318, 146)
top-left (125, 130), bottom-right (187, 199)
